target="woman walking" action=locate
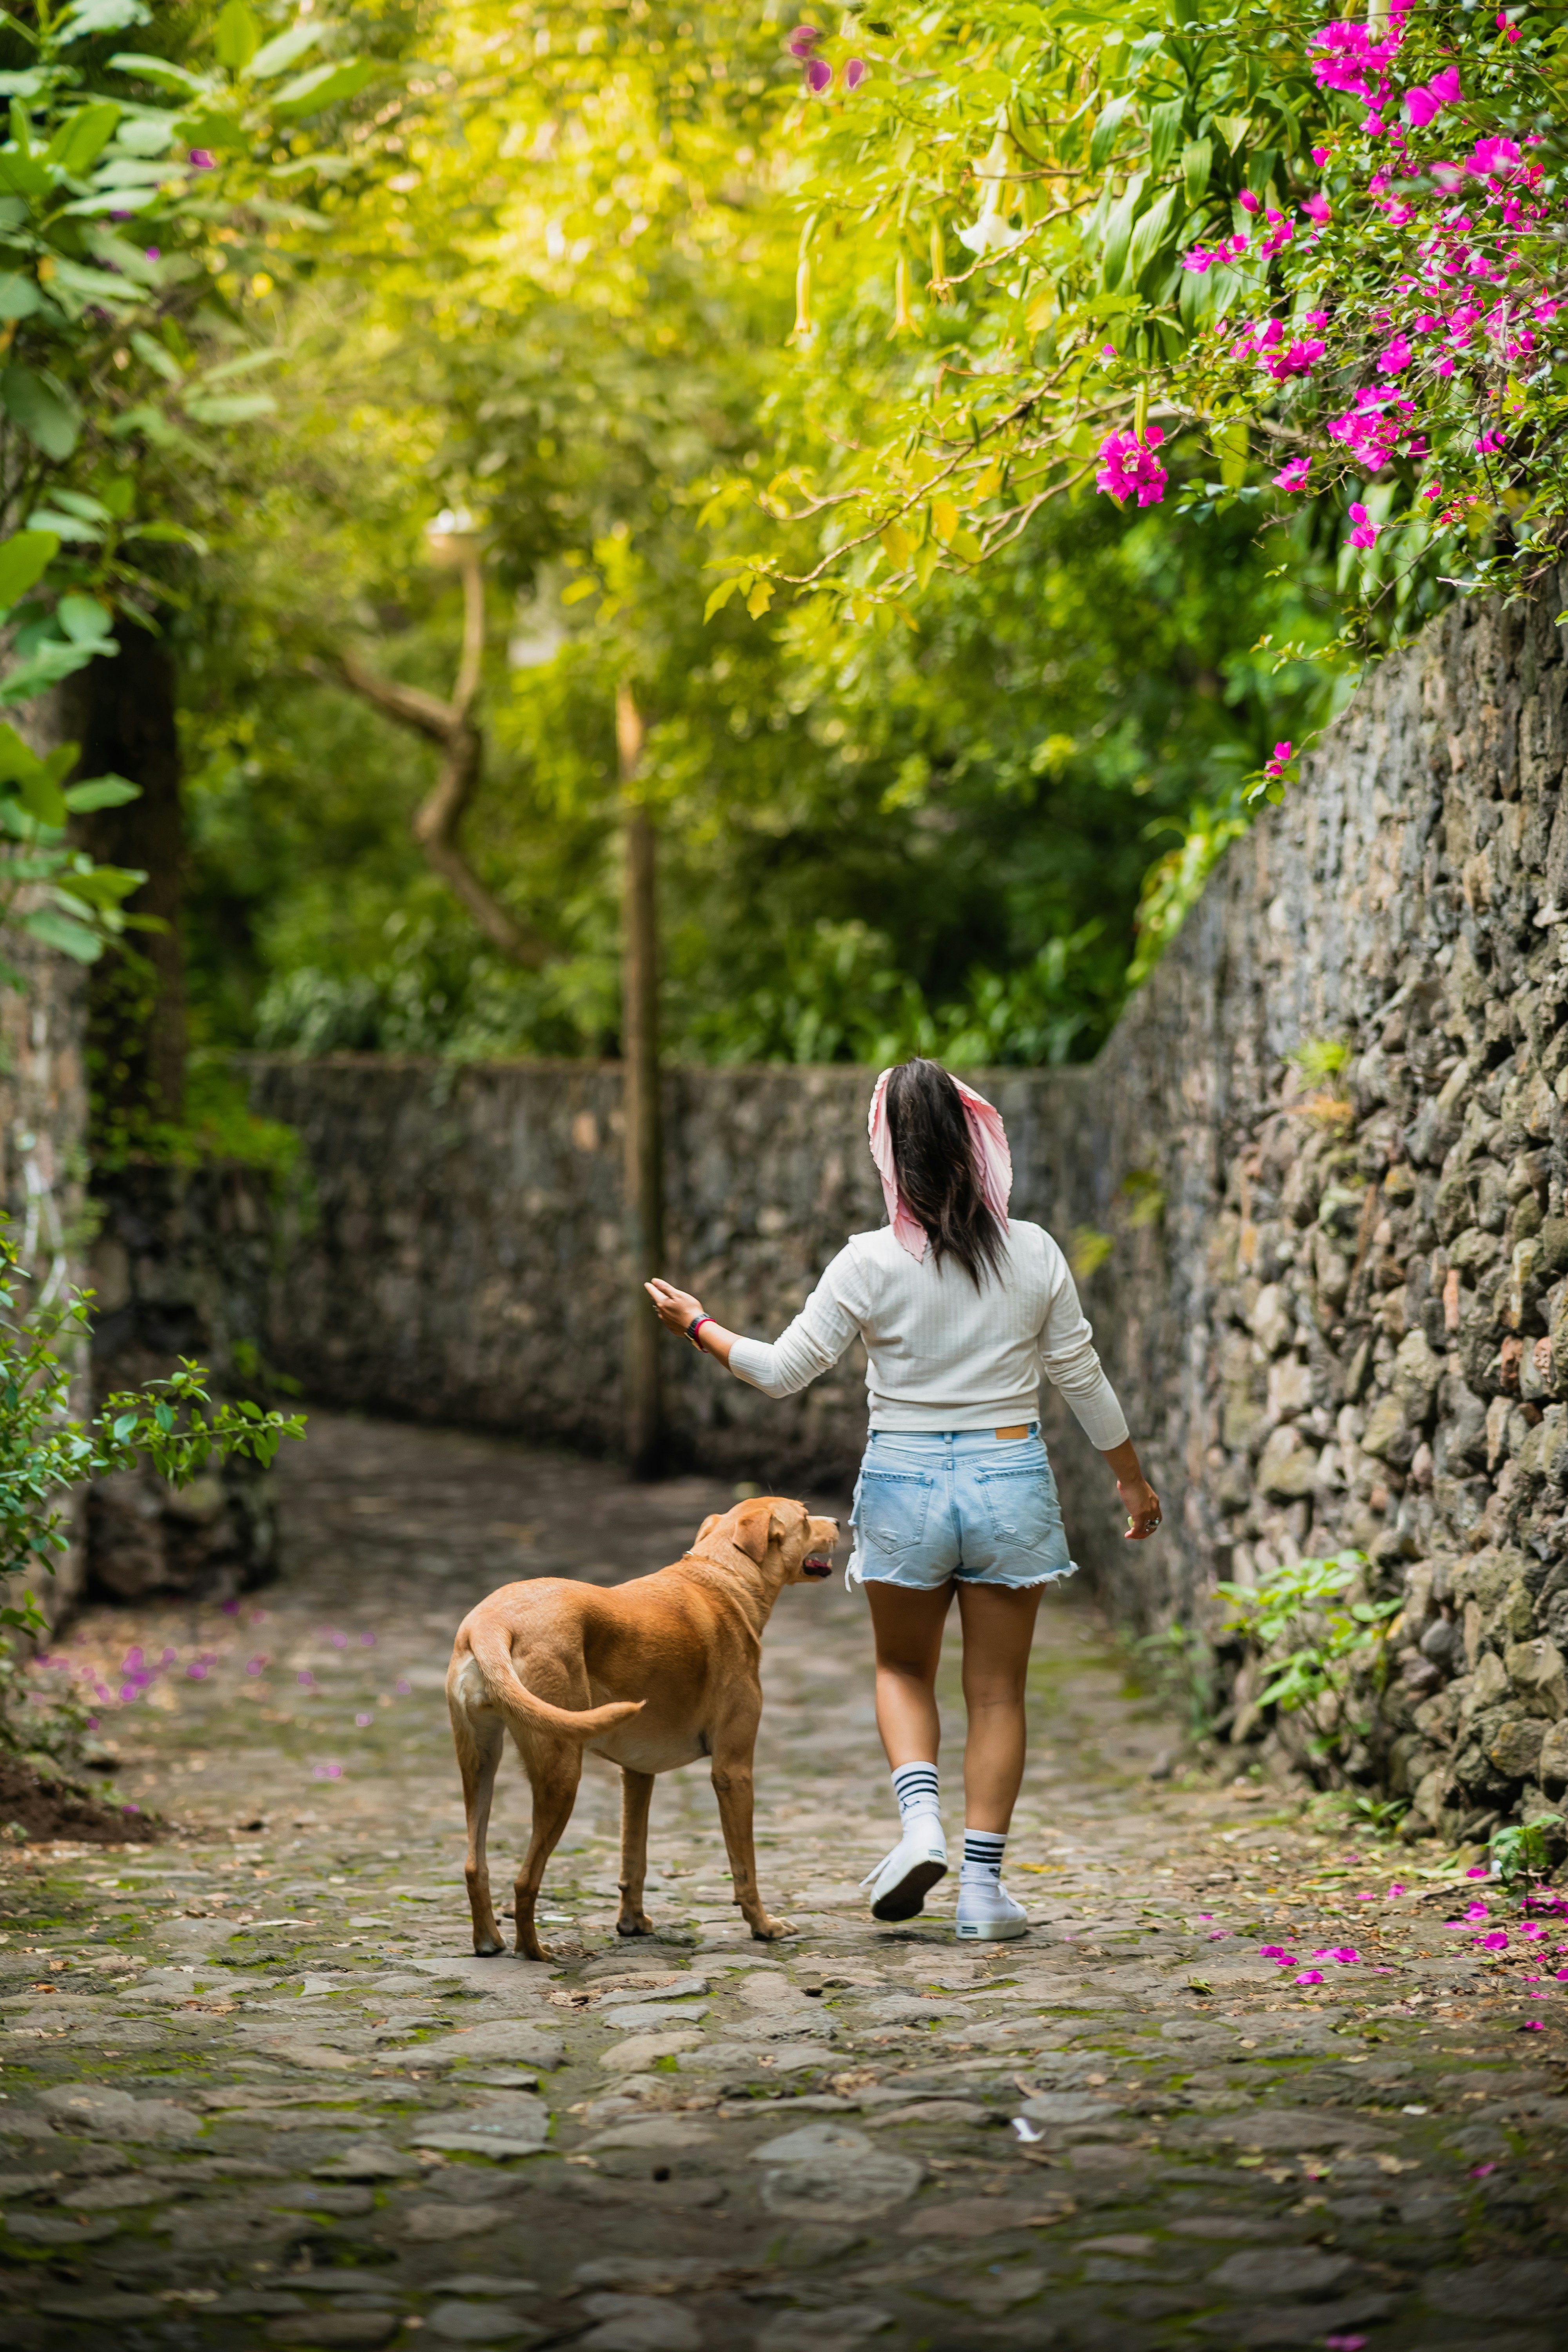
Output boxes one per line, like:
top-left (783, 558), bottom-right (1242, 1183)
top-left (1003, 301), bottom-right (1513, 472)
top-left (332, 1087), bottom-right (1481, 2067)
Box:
top-left (646, 1058), bottom-right (1160, 1942)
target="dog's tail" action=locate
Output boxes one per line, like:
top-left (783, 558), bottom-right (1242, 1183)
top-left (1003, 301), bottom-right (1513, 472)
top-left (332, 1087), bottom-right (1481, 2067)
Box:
top-left (465, 1622), bottom-right (645, 1740)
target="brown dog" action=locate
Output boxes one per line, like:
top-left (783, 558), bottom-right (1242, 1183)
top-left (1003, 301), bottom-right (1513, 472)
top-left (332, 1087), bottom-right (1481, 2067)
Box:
top-left (447, 1495), bottom-right (838, 1960)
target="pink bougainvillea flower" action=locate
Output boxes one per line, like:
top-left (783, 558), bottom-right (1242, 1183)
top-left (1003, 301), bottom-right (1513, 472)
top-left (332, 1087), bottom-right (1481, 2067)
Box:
top-left (1274, 457), bottom-right (1312, 491)
top-left (844, 57), bottom-right (867, 91)
top-left (330, 1631), bottom-right (348, 1650)
top-left (1238, 190), bottom-right (1261, 214)
top-left (395, 1677), bottom-right (412, 1695)
top-left (1496, 9), bottom-right (1520, 39)
top-left (1465, 1898), bottom-right (1489, 1916)
top-left (1523, 2019), bottom-right (1546, 2031)
top-left (311, 1761), bottom-right (343, 1780)
top-left (786, 24), bottom-right (820, 56)
top-left (1259, 1944), bottom-right (1292, 1959)
top-left (1430, 66), bottom-right (1463, 103)
top-left (1259, 212), bottom-right (1294, 257)
top-left (1096, 425), bottom-right (1167, 508)
top-left (1521, 1924), bottom-right (1548, 1941)
top-left (1475, 427), bottom-right (1507, 453)
top-left (1348, 502), bottom-right (1379, 548)
top-left (1471, 2162), bottom-right (1497, 2176)
top-left (1102, 343), bottom-right (1118, 358)
top-left (1311, 146), bottom-right (1330, 167)
top-left (1303, 193), bottom-right (1332, 223)
top-left (1325, 2337), bottom-right (1368, 2352)
top-left (1481, 1930), bottom-right (1509, 1950)
top-left (805, 56), bottom-right (833, 93)
top-left (1295, 1969), bottom-right (1326, 1986)
top-left (188, 149), bottom-right (215, 169)
top-left (1378, 334), bottom-right (1413, 372)
top-left (1469, 136), bottom-right (1521, 176)
top-left (221, 1598), bottom-right (240, 1616)
top-left (1182, 246), bottom-right (1216, 274)
top-left (1263, 338), bottom-right (1325, 381)
top-left (1264, 742), bottom-right (1294, 781)
top-left (298, 1669), bottom-right (315, 1688)
top-left (354, 1711), bottom-right (372, 1728)
top-left (360, 1631), bottom-right (376, 1647)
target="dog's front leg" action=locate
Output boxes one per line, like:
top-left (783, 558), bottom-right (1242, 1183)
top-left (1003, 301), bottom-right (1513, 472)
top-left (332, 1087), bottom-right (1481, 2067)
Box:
top-left (710, 1726), bottom-right (792, 1942)
top-left (617, 1768), bottom-right (656, 1938)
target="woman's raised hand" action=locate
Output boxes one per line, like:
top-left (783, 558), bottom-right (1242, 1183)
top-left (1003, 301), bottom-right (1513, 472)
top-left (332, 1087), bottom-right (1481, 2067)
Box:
top-left (645, 1278), bottom-right (704, 1336)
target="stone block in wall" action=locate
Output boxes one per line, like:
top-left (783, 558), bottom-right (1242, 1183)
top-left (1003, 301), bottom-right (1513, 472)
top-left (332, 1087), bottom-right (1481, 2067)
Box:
top-left (1505, 1635), bottom-right (1567, 1721)
top-left (87, 1161), bottom-right (282, 1604)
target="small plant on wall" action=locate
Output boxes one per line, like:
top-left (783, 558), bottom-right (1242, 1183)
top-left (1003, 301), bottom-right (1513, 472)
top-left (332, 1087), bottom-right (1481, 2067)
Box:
top-left (1217, 1549), bottom-right (1403, 1771)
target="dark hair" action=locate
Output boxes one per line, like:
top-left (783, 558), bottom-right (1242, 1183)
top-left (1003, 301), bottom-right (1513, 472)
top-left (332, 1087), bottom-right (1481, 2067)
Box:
top-left (885, 1058), bottom-right (1006, 1289)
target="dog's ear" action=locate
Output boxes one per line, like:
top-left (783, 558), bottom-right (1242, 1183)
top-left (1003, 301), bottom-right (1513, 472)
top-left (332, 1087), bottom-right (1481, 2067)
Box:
top-left (694, 1513), bottom-right (720, 1545)
top-left (731, 1497), bottom-right (781, 1563)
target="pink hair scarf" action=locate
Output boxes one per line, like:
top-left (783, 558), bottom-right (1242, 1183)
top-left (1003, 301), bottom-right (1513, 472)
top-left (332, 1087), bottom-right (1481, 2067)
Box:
top-left (867, 1067), bottom-right (1013, 1263)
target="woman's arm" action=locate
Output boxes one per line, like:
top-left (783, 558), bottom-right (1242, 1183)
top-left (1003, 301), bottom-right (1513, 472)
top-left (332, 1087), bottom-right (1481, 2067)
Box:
top-left (1038, 1246), bottom-right (1160, 1541)
top-left (645, 1279), bottom-right (738, 1365)
top-left (645, 1257), bottom-right (862, 1399)
top-left (1102, 1433), bottom-right (1162, 1542)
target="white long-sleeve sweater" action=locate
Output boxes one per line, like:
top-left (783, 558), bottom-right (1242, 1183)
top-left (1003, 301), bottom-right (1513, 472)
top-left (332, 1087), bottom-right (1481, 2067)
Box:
top-left (726, 1220), bottom-right (1129, 1448)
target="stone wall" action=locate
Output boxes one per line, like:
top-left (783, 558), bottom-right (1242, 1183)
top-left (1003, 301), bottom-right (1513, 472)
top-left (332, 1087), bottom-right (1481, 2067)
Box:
top-left (238, 573), bottom-right (1568, 1841)
top-left (241, 1056), bottom-right (1089, 1488)
top-left (1047, 574), bottom-right (1568, 1843)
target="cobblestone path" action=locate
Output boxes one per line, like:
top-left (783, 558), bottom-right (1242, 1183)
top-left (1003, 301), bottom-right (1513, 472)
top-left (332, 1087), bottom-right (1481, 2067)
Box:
top-left (4, 1414), bottom-right (1567, 2350)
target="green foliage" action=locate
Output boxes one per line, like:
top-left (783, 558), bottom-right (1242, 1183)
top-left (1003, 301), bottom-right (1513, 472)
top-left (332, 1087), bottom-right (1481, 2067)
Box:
top-left (1131, 1617), bottom-right (1217, 1741)
top-left (0, 0), bottom-right (387, 974)
top-left (1490, 1814), bottom-right (1562, 1890)
top-left (0, 1220), bottom-right (303, 1655)
top-left (1218, 1549), bottom-right (1401, 1756)
top-left (1291, 1035), bottom-right (1351, 1081)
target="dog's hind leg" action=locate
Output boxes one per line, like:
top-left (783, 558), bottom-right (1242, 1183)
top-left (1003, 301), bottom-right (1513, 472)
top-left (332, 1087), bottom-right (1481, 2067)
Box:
top-left (514, 1734), bottom-right (580, 1962)
top-left (616, 1768), bottom-right (656, 1938)
top-left (449, 1679), bottom-right (506, 1957)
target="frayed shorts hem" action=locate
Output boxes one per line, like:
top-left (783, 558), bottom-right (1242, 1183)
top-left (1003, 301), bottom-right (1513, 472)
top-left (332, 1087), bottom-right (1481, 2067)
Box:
top-left (849, 1555), bottom-right (1081, 1594)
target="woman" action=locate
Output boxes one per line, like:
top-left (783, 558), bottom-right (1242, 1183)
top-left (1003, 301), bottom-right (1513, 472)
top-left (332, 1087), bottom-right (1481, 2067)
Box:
top-left (646, 1057), bottom-right (1160, 1943)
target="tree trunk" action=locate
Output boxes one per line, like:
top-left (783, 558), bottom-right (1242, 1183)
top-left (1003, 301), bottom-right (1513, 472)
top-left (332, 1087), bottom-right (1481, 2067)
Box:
top-left (62, 630), bottom-right (187, 1131)
top-left (619, 682), bottom-right (664, 1478)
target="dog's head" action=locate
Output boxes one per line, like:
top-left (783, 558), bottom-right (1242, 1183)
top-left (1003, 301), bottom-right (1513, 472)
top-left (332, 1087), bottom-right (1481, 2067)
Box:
top-left (693, 1497), bottom-right (839, 1583)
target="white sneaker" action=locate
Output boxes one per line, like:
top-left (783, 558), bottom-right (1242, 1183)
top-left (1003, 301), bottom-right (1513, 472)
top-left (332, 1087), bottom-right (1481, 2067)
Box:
top-left (860, 1822), bottom-right (948, 1921)
top-left (955, 1879), bottom-right (1029, 1940)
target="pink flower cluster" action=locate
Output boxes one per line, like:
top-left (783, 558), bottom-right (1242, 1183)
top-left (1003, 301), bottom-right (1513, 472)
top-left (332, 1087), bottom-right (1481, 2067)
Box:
top-left (789, 24), bottom-right (866, 94)
top-left (1096, 425), bottom-right (1167, 506)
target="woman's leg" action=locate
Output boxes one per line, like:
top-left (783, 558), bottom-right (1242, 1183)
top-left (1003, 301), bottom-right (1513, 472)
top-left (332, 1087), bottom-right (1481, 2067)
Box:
top-left (865, 1580), bottom-right (954, 1769)
top-left (954, 1581), bottom-right (1043, 1832)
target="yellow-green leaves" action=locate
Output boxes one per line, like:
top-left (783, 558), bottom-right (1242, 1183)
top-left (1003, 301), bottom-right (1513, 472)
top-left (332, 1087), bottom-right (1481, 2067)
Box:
top-left (0, 530), bottom-right (60, 610)
top-left (0, 366), bottom-right (81, 462)
top-left (214, 0), bottom-right (262, 72)
top-left (45, 103), bottom-right (122, 179)
top-left (1090, 94), bottom-right (1133, 172)
top-left (1181, 135), bottom-right (1212, 205)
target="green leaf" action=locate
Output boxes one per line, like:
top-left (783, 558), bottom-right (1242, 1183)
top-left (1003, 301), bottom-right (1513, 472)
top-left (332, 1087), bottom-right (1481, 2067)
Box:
top-left (0, 528), bottom-right (59, 607)
top-left (704, 577), bottom-right (740, 621)
top-left (1212, 112), bottom-right (1251, 153)
top-left (1149, 96), bottom-right (1186, 176)
top-left (45, 101), bottom-right (121, 176)
top-left (0, 720), bottom-right (46, 787)
top-left (1101, 171), bottom-right (1147, 290)
top-left (949, 528), bottom-right (984, 564)
top-left (56, 592), bottom-right (115, 644)
top-left (0, 272), bottom-right (41, 321)
top-left (181, 391), bottom-right (277, 425)
top-left (1181, 135), bottom-right (1212, 205)
top-left (271, 59), bottom-right (377, 119)
top-left (1, 367), bottom-right (82, 461)
top-left (60, 0), bottom-right (151, 39)
top-left (15, 764), bottom-right (69, 825)
top-left (214, 0), bottom-right (261, 70)
top-left (107, 52), bottom-right (210, 96)
top-left (26, 508), bottom-right (102, 542)
top-left (50, 256), bottom-right (137, 306)
top-left (20, 906), bottom-right (101, 959)
top-left (1125, 183), bottom-right (1180, 287)
top-left (64, 773), bottom-right (139, 812)
top-left (1090, 94), bottom-right (1132, 172)
top-left (244, 20), bottom-right (323, 80)
top-left (130, 327), bottom-right (183, 384)
top-left (0, 151), bottom-right (55, 198)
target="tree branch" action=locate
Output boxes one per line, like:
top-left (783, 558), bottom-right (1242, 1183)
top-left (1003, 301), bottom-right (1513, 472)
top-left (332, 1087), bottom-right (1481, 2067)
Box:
top-left (314, 579), bottom-right (554, 969)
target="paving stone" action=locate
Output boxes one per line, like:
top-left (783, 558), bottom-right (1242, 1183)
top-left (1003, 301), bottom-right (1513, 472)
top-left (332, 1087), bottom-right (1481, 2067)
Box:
top-left (1206, 2249), bottom-right (1359, 2299)
top-left (600, 2004), bottom-right (711, 2029)
top-left (577, 2294), bottom-right (703, 2351)
top-left (36, 2084), bottom-right (200, 2141)
top-left (266, 2316), bottom-right (401, 2348)
top-left (428, 2304), bottom-right (544, 2344)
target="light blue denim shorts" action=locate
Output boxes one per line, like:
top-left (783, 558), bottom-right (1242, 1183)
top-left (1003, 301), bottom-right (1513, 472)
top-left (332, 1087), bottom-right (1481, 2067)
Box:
top-left (847, 1426), bottom-right (1078, 1592)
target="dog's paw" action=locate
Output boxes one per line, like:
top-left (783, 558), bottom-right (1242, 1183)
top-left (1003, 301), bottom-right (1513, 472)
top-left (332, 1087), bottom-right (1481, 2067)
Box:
top-left (616, 1912), bottom-right (656, 1939)
top-left (750, 1913), bottom-right (796, 1942)
top-left (472, 1934), bottom-right (506, 1958)
top-left (515, 1937), bottom-right (552, 1962)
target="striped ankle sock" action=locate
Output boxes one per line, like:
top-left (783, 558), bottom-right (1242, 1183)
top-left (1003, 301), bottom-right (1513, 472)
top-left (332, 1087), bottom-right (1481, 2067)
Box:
top-left (891, 1761), bottom-right (941, 1830)
top-left (960, 1829), bottom-right (1006, 1889)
